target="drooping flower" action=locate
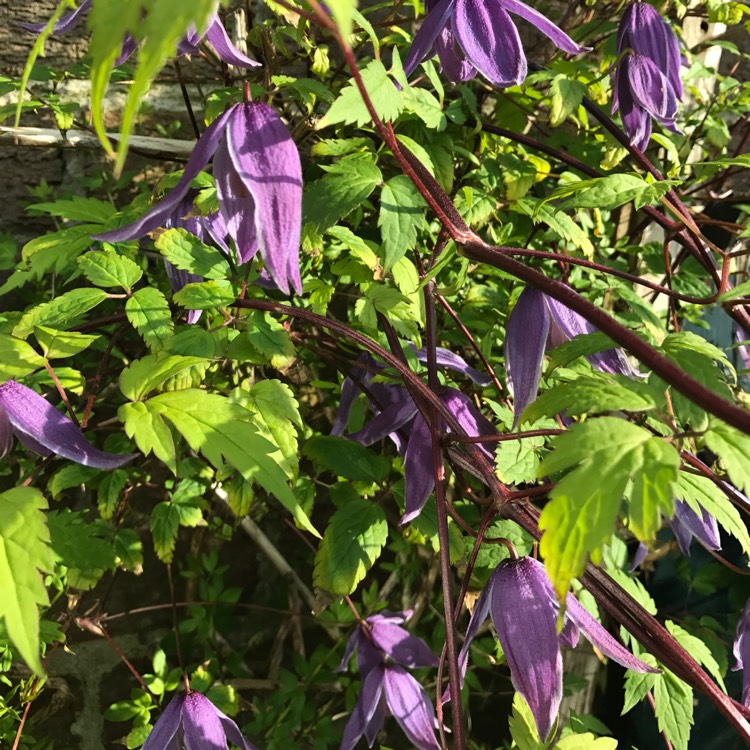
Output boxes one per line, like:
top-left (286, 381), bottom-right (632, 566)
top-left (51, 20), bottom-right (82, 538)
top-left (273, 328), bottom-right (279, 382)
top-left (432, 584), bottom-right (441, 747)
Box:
top-left (456, 556), bottom-right (658, 740)
top-left (732, 598), bottom-right (750, 708)
top-left (21, 1), bottom-right (260, 69)
top-left (402, 0), bottom-right (587, 88)
top-left (0, 380), bottom-right (135, 469)
top-left (337, 611), bottom-right (440, 750)
top-left (612, 2), bottom-right (683, 151)
top-left (142, 690), bottom-right (261, 750)
top-left (95, 102), bottom-right (303, 295)
top-left (670, 498), bottom-right (721, 556)
top-left (505, 287), bottom-right (632, 425)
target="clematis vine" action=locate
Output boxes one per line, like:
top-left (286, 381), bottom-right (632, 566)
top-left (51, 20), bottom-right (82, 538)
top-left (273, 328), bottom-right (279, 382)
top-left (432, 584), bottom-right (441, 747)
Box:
top-left (402, 0), bottom-right (587, 87)
top-left (142, 690), bottom-right (260, 750)
top-left (612, 2), bottom-right (683, 151)
top-left (505, 287), bottom-right (632, 424)
top-left (456, 556), bottom-right (658, 740)
top-left (336, 610), bottom-right (440, 750)
top-left (332, 350), bottom-right (494, 523)
top-left (95, 101), bottom-right (303, 295)
top-left (21, 1), bottom-right (260, 69)
top-left (733, 598), bottom-right (750, 708)
top-left (0, 380), bottom-right (135, 469)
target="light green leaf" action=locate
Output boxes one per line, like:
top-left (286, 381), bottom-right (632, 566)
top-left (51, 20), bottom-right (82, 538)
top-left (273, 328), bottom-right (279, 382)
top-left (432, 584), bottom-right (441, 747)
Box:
top-left (155, 228), bottom-right (231, 280)
top-left (0, 487), bottom-right (54, 675)
top-left (379, 175), bottom-right (427, 270)
top-left (508, 693), bottom-right (544, 750)
top-left (119, 401), bottom-right (177, 474)
top-left (98, 470), bottom-right (129, 520)
top-left (119, 354), bottom-right (209, 402)
top-left (313, 497), bottom-right (387, 595)
top-left (34, 327), bottom-right (100, 360)
top-left (29, 196), bottom-right (117, 224)
top-left (324, 0), bottom-right (357, 39)
top-left (172, 279), bottom-right (237, 310)
top-left (126, 287), bottom-right (174, 352)
top-left (554, 734), bottom-right (618, 750)
top-left (240, 311), bottom-right (296, 369)
top-left (495, 435), bottom-right (543, 485)
top-left (549, 75), bottom-right (587, 127)
top-left (704, 419), bottom-right (750, 495)
top-left (0, 333), bottom-right (47, 379)
top-left (77, 250), bottom-right (143, 291)
top-left (48, 464), bottom-right (101, 500)
top-left (622, 657), bottom-right (659, 714)
top-left (303, 436), bottom-right (390, 483)
top-left (653, 669), bottom-right (694, 750)
top-left (666, 621), bottom-right (725, 691)
top-left (14, 288), bottom-right (108, 339)
top-left (151, 498), bottom-right (204, 563)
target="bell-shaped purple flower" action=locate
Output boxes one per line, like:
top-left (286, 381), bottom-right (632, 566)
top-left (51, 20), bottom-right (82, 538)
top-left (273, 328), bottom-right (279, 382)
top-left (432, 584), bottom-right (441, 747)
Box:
top-left (456, 556), bottom-right (658, 740)
top-left (612, 3), bottom-right (683, 151)
top-left (733, 598), bottom-right (750, 708)
top-left (337, 611), bottom-right (440, 750)
top-left (505, 287), bottom-right (632, 425)
top-left (402, 0), bottom-right (587, 88)
top-left (95, 102), bottom-right (302, 295)
top-left (669, 499), bottom-right (721, 556)
top-left (142, 690), bottom-right (260, 750)
top-left (0, 380), bottom-right (135, 469)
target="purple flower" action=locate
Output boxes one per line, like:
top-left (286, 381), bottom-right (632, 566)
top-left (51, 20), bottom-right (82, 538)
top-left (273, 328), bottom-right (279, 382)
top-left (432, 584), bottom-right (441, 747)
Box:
top-left (337, 611), bottom-right (440, 750)
top-left (505, 287), bottom-right (632, 425)
top-left (21, 1), bottom-right (260, 69)
top-left (95, 102), bottom-right (303, 295)
top-left (669, 498), bottom-right (721, 556)
top-left (142, 690), bottom-right (260, 750)
top-left (456, 556), bottom-right (658, 740)
top-left (0, 380), bottom-right (135, 469)
top-left (402, 0), bottom-right (587, 87)
top-left (612, 2), bottom-right (683, 151)
top-left (732, 598), bottom-right (750, 707)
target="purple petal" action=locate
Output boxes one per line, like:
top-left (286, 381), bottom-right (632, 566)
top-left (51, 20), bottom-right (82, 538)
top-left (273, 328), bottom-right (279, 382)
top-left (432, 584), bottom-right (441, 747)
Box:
top-left (565, 594), bottom-right (660, 674)
top-left (20, 0), bottom-right (91, 35)
top-left (490, 557), bottom-right (562, 740)
top-left (142, 694), bottom-right (184, 750)
top-left (630, 541), bottom-right (649, 571)
top-left (0, 380), bottom-right (136, 469)
top-left (115, 35), bottom-right (139, 66)
top-left (364, 693), bottom-right (388, 747)
top-left (216, 708), bottom-right (261, 750)
top-left (369, 620), bottom-right (439, 669)
top-left (505, 288), bottom-right (550, 426)
top-left (434, 26), bottom-right (477, 82)
top-left (94, 105), bottom-right (236, 244)
top-left (500, 0), bottom-right (588, 54)
top-left (348, 392), bottom-right (419, 446)
top-left (340, 666), bottom-right (386, 750)
top-left (336, 629), bottom-right (362, 673)
top-left (671, 499), bottom-right (721, 556)
top-left (204, 16), bottom-right (261, 68)
top-left (164, 261), bottom-right (203, 324)
top-left (223, 102), bottom-right (303, 295)
top-left (402, 0), bottom-right (457, 78)
top-left (453, 0), bottom-right (526, 87)
top-left (628, 55), bottom-right (678, 125)
top-left (357, 633), bottom-right (386, 679)
top-left (402, 413), bottom-right (435, 525)
top-left (440, 387), bottom-right (496, 460)
top-left (411, 345), bottom-right (492, 386)
top-left (615, 60), bottom-right (652, 151)
top-left (559, 618), bottom-right (579, 648)
top-left (0, 404), bottom-right (13, 458)
top-left (383, 666), bottom-right (441, 750)
top-left (181, 692), bottom-right (228, 750)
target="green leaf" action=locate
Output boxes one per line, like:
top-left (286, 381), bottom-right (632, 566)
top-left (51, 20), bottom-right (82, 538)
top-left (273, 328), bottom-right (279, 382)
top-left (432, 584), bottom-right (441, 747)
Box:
top-left (236, 311), bottom-right (296, 369)
top-left (304, 155), bottom-right (382, 232)
top-left (495, 434), bottom-right (543, 485)
top-left (155, 228), bottom-right (231, 280)
top-left (513, 199), bottom-right (594, 258)
top-left (126, 287), bottom-right (174, 352)
top-left (151, 498), bottom-right (204, 563)
top-left (379, 175), bottom-right (427, 270)
top-left (324, 0), bottom-right (357, 39)
top-left (704, 418), bottom-right (750, 494)
top-left (508, 693), bottom-right (544, 750)
top-left (48, 464), bottom-right (101, 500)
top-left (77, 250), bottom-right (143, 291)
top-left (622, 655), bottom-right (659, 714)
top-left (548, 75), bottom-right (587, 127)
top-left (303, 436), bottom-right (390, 483)
top-left (173, 279), bottom-right (237, 310)
top-left (29, 196), bottom-right (117, 224)
top-left (539, 418), bottom-right (679, 598)
top-left (666, 620), bottom-right (725, 691)
top-left (0, 487), bottom-right (54, 675)
top-left (554, 734), bottom-right (618, 750)
top-left (33, 327), bottom-right (100, 360)
top-left (0, 334), bottom-right (47, 379)
top-left (653, 669), bottom-right (694, 750)
top-left (120, 354), bottom-right (209, 402)
top-left (119, 401), bottom-right (177, 474)
top-left (318, 60), bottom-right (403, 128)
top-left (313, 497), bottom-right (387, 595)
top-left (98, 470), bottom-right (129, 520)
top-left (13, 288), bottom-right (108, 339)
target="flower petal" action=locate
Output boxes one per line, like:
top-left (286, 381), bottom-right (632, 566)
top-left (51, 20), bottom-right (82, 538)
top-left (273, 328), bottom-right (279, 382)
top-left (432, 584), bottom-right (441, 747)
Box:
top-left (340, 665), bottom-right (386, 750)
top-left (628, 54), bottom-right (678, 125)
top-left (615, 60), bottom-right (652, 150)
top-left (500, 0), bottom-right (588, 54)
top-left (440, 387), bottom-right (496, 460)
top-left (671, 499), bottom-right (721, 555)
top-left (505, 287), bottom-right (550, 426)
top-left (369, 620), bottom-right (439, 669)
top-left (434, 25), bottom-right (477, 82)
top-left (204, 15), bottom-right (262, 68)
top-left (20, 0), bottom-right (92, 34)
top-left (383, 666), bottom-right (441, 750)
top-left (0, 380), bottom-right (135, 469)
top-left (224, 102), bottom-right (303, 295)
top-left (216, 708), bottom-right (261, 750)
top-left (348, 391), bottom-right (419, 446)
top-left (0, 404), bottom-right (13, 458)
top-left (181, 693), bottom-right (228, 750)
top-left (402, 0), bottom-right (457, 78)
top-left (565, 594), bottom-right (660, 674)
top-left (490, 557), bottom-right (562, 740)
top-left (411, 344), bottom-right (492, 385)
top-left (453, 0), bottom-right (526, 87)
top-left (94, 106), bottom-right (236, 244)
top-left (402, 413), bottom-right (435, 524)
top-left (143, 695), bottom-right (184, 750)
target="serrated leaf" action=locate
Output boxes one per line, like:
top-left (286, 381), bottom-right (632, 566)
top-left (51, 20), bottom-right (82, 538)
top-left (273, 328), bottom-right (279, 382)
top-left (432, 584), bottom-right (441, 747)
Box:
top-left (242, 311), bottom-right (296, 369)
top-left (155, 228), bottom-right (231, 280)
top-left (666, 620), bottom-right (725, 691)
top-left (379, 175), bottom-right (427, 270)
top-left (33, 326), bottom-right (100, 360)
top-left (304, 435), bottom-right (390, 483)
top-left (495, 435), bottom-right (543, 485)
top-left (0, 333), bottom-right (47, 379)
top-left (119, 401), bottom-right (177, 474)
top-left (313, 498), bottom-right (387, 595)
top-left (120, 354), bottom-right (208, 402)
top-left (549, 75), bottom-right (587, 127)
top-left (508, 693), bottom-right (544, 750)
top-left (77, 250), bottom-right (143, 291)
top-left (29, 196), bottom-right (117, 224)
top-left (539, 418), bottom-right (679, 598)
top-left (173, 279), bottom-right (237, 309)
top-left (98, 470), bottom-right (129, 520)
top-left (150, 498), bottom-right (204, 563)
top-left (126, 287), bottom-right (174, 352)
top-left (324, 0), bottom-right (357, 39)
top-left (653, 669), bottom-right (694, 750)
top-left (0, 487), bottom-right (54, 675)
top-left (704, 419), bottom-right (750, 495)
top-left (622, 657), bottom-right (658, 714)
top-left (14, 288), bottom-right (108, 339)
top-left (48, 464), bottom-right (101, 500)
top-left (554, 734), bottom-right (618, 750)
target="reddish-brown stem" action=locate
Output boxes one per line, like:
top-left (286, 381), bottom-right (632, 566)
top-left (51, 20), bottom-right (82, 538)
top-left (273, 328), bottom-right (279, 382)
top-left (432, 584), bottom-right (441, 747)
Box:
top-left (45, 362), bottom-right (78, 425)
